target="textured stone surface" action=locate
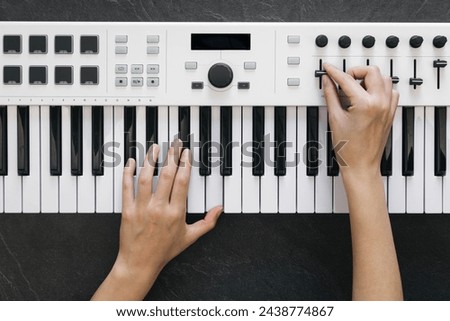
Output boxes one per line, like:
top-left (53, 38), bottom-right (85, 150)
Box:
top-left (0, 0), bottom-right (449, 301)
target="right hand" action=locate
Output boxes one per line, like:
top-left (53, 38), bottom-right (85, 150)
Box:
top-left (322, 63), bottom-right (399, 177)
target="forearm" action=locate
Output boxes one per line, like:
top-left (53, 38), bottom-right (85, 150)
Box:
top-left (342, 169), bottom-right (403, 301)
top-left (91, 262), bottom-right (161, 301)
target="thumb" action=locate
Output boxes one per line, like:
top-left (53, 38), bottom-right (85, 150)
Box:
top-left (186, 206), bottom-right (223, 244)
top-left (322, 75), bottom-right (345, 119)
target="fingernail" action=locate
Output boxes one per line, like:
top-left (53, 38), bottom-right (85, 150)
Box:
top-left (181, 148), bottom-right (190, 161)
top-left (126, 158), bottom-right (132, 167)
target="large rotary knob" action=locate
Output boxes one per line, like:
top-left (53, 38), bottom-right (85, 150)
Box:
top-left (208, 63), bottom-right (233, 88)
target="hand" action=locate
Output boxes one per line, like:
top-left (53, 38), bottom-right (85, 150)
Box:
top-left (92, 141), bottom-right (223, 300)
top-left (322, 63), bottom-right (399, 178)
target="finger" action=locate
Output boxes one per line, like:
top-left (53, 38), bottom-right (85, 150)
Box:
top-left (136, 144), bottom-right (160, 205)
top-left (323, 75), bottom-right (345, 118)
top-left (154, 140), bottom-right (183, 202)
top-left (122, 158), bottom-right (136, 211)
top-left (185, 206), bottom-right (223, 245)
top-left (170, 149), bottom-right (192, 208)
top-left (323, 63), bottom-right (366, 98)
top-left (390, 89), bottom-right (400, 118)
top-left (346, 65), bottom-right (385, 94)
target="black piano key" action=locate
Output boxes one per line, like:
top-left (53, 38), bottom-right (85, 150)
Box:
top-left (70, 106), bottom-right (83, 176)
top-left (199, 106), bottom-right (211, 176)
top-left (327, 121), bottom-right (339, 176)
top-left (402, 107), bottom-right (415, 176)
top-left (0, 106), bottom-right (7, 175)
top-left (220, 106), bottom-right (232, 176)
top-left (92, 106), bottom-right (104, 176)
top-left (381, 127), bottom-right (393, 176)
top-left (306, 106), bottom-right (319, 176)
top-left (275, 106), bottom-right (287, 176)
top-left (124, 106), bottom-right (136, 172)
top-left (146, 106), bottom-right (158, 174)
top-left (253, 106), bottom-right (265, 176)
top-left (435, 106), bottom-right (447, 176)
top-left (17, 106), bottom-right (30, 176)
top-left (50, 106), bottom-right (62, 176)
top-left (178, 106), bottom-right (191, 149)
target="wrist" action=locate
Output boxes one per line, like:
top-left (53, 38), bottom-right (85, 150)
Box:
top-left (340, 165), bottom-right (382, 185)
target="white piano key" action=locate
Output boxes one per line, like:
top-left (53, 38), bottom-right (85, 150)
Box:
top-left (60, 105), bottom-right (77, 213)
top-left (297, 106), bottom-right (315, 213)
top-left (188, 106), bottom-right (206, 213)
top-left (242, 106), bottom-right (260, 213)
top-left (260, 106), bottom-right (278, 213)
top-left (406, 106), bottom-right (424, 213)
top-left (154, 106), bottom-right (168, 193)
top-left (279, 106), bottom-right (296, 213)
top-left (4, 106), bottom-right (21, 213)
top-left (224, 106), bottom-right (242, 213)
top-left (41, 106), bottom-right (59, 213)
top-left (96, 106), bottom-right (114, 213)
top-left (388, 107), bottom-right (406, 213)
top-left (315, 106), bottom-right (333, 213)
top-left (113, 106), bottom-right (124, 213)
top-left (169, 106), bottom-right (178, 142)
top-left (443, 106), bottom-right (450, 213)
top-left (77, 106), bottom-right (95, 213)
top-left (135, 106), bottom-right (147, 192)
top-left (22, 106), bottom-right (40, 213)
top-left (424, 107), bottom-right (443, 213)
top-left (205, 106), bottom-right (223, 210)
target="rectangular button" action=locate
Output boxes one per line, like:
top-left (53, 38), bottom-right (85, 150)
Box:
top-left (115, 64), bottom-right (128, 74)
top-left (147, 35), bottom-right (160, 43)
top-left (192, 82), bottom-right (203, 89)
top-left (131, 64), bottom-right (144, 74)
top-left (29, 35), bottom-right (47, 54)
top-left (115, 77), bottom-right (127, 87)
top-left (287, 57), bottom-right (300, 65)
top-left (3, 35), bottom-right (21, 53)
top-left (80, 66), bottom-right (99, 85)
top-left (287, 78), bottom-right (300, 86)
top-left (199, 106), bottom-right (211, 176)
top-left (147, 77), bottom-right (159, 87)
top-left (185, 62), bottom-right (198, 70)
top-left (244, 62), bottom-right (256, 70)
top-left (147, 46), bottom-right (159, 54)
top-left (80, 35), bottom-right (99, 54)
top-left (17, 106), bottom-right (30, 176)
top-left (3, 66), bottom-right (22, 85)
top-left (70, 106), bottom-right (83, 176)
top-left (55, 35), bottom-right (73, 54)
top-left (131, 77), bottom-right (143, 87)
top-left (55, 66), bottom-right (73, 85)
top-left (287, 35), bottom-right (300, 44)
top-left (115, 46), bottom-right (128, 54)
top-left (115, 35), bottom-right (128, 43)
top-left (147, 64), bottom-right (159, 74)
top-left (29, 66), bottom-right (47, 85)
top-left (238, 82), bottom-right (250, 89)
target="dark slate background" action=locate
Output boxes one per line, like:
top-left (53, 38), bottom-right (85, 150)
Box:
top-left (0, 0), bottom-right (449, 300)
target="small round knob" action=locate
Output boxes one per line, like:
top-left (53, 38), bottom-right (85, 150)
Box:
top-left (409, 35), bottom-right (424, 48)
top-left (362, 35), bottom-right (376, 48)
top-left (433, 35), bottom-right (447, 48)
top-left (208, 63), bottom-right (233, 89)
top-left (315, 34), bottom-right (328, 48)
top-left (386, 35), bottom-right (399, 49)
top-left (338, 35), bottom-right (351, 48)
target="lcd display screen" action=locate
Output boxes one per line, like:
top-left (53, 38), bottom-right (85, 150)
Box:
top-left (191, 33), bottom-right (251, 50)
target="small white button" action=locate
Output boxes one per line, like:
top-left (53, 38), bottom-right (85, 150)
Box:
top-left (287, 78), bottom-right (300, 86)
top-left (115, 77), bottom-right (127, 87)
top-left (287, 35), bottom-right (300, 44)
top-left (131, 64), bottom-right (144, 74)
top-left (131, 77), bottom-right (143, 87)
top-left (147, 46), bottom-right (159, 54)
top-left (115, 64), bottom-right (128, 74)
top-left (147, 35), bottom-right (160, 43)
top-left (115, 35), bottom-right (128, 43)
top-left (287, 57), bottom-right (300, 65)
top-left (115, 46), bottom-right (128, 54)
top-left (147, 64), bottom-right (159, 74)
top-left (147, 77), bottom-right (159, 87)
top-left (244, 62), bottom-right (257, 70)
top-left (185, 61), bottom-right (198, 70)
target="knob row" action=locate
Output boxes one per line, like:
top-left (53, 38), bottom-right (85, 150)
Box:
top-left (315, 35), bottom-right (448, 49)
